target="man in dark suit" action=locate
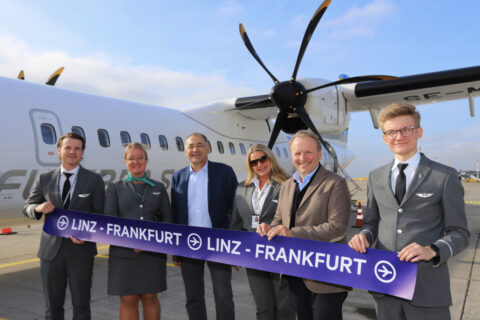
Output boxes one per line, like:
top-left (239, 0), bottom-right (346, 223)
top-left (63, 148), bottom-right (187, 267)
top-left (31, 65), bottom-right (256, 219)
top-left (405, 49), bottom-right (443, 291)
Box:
top-left (257, 130), bottom-right (351, 320)
top-left (349, 103), bottom-right (469, 320)
top-left (171, 132), bottom-right (238, 320)
top-left (23, 132), bottom-right (105, 320)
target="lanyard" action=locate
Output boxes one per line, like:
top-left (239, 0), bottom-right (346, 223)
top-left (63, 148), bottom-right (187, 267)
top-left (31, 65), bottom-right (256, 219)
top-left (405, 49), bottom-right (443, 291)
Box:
top-left (133, 183), bottom-right (147, 203)
top-left (132, 183), bottom-right (148, 220)
top-left (61, 175), bottom-right (77, 207)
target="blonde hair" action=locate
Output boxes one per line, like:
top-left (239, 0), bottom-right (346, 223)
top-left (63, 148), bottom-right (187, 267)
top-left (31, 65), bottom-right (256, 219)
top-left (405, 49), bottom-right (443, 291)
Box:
top-left (124, 142), bottom-right (148, 160)
top-left (378, 103), bottom-right (421, 132)
top-left (244, 144), bottom-right (287, 186)
top-left (289, 130), bottom-right (322, 151)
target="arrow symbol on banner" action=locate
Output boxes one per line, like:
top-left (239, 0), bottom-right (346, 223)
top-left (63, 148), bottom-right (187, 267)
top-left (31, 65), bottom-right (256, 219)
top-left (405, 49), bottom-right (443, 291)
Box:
top-left (190, 237), bottom-right (200, 246)
top-left (378, 265), bottom-right (392, 278)
top-left (57, 215), bottom-right (69, 230)
top-left (187, 233), bottom-right (202, 251)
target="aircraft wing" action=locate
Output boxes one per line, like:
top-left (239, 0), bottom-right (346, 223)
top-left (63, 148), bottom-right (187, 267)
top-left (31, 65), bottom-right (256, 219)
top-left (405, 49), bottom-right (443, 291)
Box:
top-left (233, 94), bottom-right (277, 120)
top-left (341, 65), bottom-right (480, 113)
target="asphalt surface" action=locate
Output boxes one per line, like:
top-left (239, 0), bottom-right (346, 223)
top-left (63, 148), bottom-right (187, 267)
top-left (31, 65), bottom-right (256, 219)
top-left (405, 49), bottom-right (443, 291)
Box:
top-left (0, 181), bottom-right (479, 320)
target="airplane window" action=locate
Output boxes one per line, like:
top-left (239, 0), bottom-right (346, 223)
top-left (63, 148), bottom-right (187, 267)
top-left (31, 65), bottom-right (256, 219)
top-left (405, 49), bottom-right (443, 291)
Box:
top-left (175, 137), bottom-right (184, 151)
top-left (229, 142), bottom-right (236, 155)
top-left (275, 146), bottom-right (281, 157)
top-left (239, 143), bottom-right (246, 155)
top-left (71, 126), bottom-right (86, 142)
top-left (97, 129), bottom-right (110, 148)
top-left (206, 140), bottom-right (212, 154)
top-left (158, 135), bottom-right (168, 151)
top-left (120, 131), bottom-right (131, 147)
top-left (283, 147), bottom-right (289, 158)
top-left (140, 133), bottom-right (151, 150)
top-left (217, 141), bottom-right (224, 154)
top-left (40, 123), bottom-right (57, 145)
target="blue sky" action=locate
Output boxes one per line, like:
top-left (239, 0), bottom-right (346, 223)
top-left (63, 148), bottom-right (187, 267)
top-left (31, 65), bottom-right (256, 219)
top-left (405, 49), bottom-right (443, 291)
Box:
top-left (1, 0), bottom-right (479, 177)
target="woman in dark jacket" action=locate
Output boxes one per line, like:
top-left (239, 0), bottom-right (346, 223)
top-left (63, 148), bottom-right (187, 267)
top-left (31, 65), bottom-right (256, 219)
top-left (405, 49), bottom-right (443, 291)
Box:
top-left (230, 144), bottom-right (294, 320)
top-left (105, 142), bottom-right (172, 320)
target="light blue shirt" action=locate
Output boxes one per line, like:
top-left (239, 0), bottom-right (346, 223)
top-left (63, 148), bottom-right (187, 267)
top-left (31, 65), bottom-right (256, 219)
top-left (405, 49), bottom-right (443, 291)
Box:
top-left (188, 161), bottom-right (212, 228)
top-left (391, 152), bottom-right (421, 193)
top-left (293, 164), bottom-right (320, 191)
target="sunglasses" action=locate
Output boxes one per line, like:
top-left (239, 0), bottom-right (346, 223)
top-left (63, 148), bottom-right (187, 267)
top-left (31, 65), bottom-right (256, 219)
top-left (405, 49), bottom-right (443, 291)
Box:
top-left (249, 155), bottom-right (269, 167)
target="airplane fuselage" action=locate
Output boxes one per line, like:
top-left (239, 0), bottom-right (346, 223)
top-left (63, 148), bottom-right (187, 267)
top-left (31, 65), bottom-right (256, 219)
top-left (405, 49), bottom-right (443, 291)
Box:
top-left (0, 76), bottom-right (354, 221)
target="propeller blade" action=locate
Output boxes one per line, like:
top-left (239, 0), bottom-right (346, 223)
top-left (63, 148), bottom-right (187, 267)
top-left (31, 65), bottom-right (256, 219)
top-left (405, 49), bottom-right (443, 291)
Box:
top-left (239, 24), bottom-right (279, 83)
top-left (294, 106), bottom-right (323, 142)
top-left (291, 0), bottom-right (332, 80)
top-left (268, 112), bottom-right (287, 149)
top-left (18, 70), bottom-right (25, 80)
top-left (305, 75), bottom-right (398, 93)
top-left (295, 106), bottom-right (338, 172)
top-left (46, 67), bottom-right (64, 86)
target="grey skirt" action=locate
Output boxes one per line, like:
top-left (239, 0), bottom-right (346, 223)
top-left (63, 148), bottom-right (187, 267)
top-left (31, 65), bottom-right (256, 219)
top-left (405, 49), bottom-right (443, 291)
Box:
top-left (108, 251), bottom-right (167, 295)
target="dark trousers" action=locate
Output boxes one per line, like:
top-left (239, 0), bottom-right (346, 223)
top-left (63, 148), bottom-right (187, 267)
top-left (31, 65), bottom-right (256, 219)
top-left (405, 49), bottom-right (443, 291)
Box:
top-left (375, 295), bottom-right (451, 320)
top-left (246, 268), bottom-right (295, 320)
top-left (180, 257), bottom-right (234, 320)
top-left (288, 277), bottom-right (347, 320)
top-left (40, 239), bottom-right (94, 320)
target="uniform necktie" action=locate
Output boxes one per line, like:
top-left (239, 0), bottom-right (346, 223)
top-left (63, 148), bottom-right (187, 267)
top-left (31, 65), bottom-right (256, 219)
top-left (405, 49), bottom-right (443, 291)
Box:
top-left (62, 172), bottom-right (73, 209)
top-left (395, 163), bottom-right (408, 204)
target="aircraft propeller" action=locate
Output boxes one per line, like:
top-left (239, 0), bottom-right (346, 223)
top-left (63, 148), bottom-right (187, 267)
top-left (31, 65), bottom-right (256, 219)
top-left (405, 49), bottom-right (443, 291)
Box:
top-left (237, 0), bottom-right (396, 172)
top-left (46, 67), bottom-right (65, 86)
top-left (16, 67), bottom-right (65, 86)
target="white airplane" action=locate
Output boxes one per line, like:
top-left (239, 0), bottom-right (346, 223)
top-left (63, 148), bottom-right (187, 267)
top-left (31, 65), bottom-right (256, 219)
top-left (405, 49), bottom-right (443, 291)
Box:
top-left (1, 0), bottom-right (479, 223)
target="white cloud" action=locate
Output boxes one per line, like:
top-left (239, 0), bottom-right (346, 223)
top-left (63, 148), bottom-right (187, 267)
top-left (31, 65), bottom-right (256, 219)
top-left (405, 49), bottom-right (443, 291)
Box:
top-left (262, 29), bottom-right (276, 38)
top-left (0, 33), bottom-right (260, 107)
top-left (420, 124), bottom-right (480, 170)
top-left (217, 1), bottom-right (244, 16)
top-left (290, 14), bottom-right (307, 30)
top-left (324, 0), bottom-right (397, 39)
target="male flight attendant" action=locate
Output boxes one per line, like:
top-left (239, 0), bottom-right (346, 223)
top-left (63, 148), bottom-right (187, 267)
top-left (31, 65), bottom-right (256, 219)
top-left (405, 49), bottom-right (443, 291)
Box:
top-left (349, 103), bottom-right (469, 320)
top-left (23, 132), bottom-right (105, 320)
top-left (171, 132), bottom-right (238, 320)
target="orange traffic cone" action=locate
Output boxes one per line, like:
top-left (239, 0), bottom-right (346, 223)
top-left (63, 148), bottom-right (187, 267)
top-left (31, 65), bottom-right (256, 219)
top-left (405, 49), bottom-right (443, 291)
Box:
top-left (0, 227), bottom-right (16, 235)
top-left (353, 202), bottom-right (363, 228)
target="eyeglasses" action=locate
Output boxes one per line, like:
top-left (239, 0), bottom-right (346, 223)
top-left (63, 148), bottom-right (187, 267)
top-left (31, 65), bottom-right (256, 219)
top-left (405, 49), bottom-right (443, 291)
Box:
top-left (249, 155), bottom-right (268, 167)
top-left (127, 156), bottom-right (146, 162)
top-left (383, 126), bottom-right (418, 139)
top-left (186, 144), bottom-right (207, 150)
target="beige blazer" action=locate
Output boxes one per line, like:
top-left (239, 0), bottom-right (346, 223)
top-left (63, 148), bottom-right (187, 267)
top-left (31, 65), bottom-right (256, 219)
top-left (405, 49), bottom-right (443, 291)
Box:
top-left (271, 165), bottom-right (351, 293)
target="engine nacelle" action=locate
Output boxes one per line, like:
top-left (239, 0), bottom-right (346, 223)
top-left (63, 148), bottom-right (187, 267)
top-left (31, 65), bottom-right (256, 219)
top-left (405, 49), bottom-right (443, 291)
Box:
top-left (300, 78), bottom-right (350, 134)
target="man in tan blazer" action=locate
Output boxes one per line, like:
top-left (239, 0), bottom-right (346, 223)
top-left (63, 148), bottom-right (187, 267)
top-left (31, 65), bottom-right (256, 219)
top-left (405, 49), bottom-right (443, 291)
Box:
top-left (257, 130), bottom-right (351, 320)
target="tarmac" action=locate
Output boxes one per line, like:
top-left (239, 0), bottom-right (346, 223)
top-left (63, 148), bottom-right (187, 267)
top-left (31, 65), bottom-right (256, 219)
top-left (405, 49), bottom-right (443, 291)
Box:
top-left (0, 181), bottom-right (479, 320)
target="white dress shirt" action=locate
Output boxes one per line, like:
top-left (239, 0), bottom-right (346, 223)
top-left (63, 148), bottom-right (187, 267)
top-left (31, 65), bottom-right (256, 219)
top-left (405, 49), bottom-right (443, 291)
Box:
top-left (251, 177), bottom-right (272, 216)
top-left (187, 161), bottom-right (212, 228)
top-left (390, 152), bottom-right (421, 193)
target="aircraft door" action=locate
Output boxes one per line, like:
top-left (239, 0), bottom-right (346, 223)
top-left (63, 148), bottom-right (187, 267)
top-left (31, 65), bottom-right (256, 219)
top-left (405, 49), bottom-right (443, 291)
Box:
top-left (29, 108), bottom-right (63, 166)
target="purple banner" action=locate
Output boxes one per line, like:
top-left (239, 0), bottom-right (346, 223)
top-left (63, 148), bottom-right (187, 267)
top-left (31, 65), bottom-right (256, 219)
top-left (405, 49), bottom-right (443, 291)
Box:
top-left (44, 209), bottom-right (416, 299)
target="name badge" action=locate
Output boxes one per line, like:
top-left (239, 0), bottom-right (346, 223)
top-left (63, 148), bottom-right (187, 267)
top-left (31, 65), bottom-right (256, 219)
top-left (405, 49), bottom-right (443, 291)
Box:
top-left (251, 215), bottom-right (260, 229)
